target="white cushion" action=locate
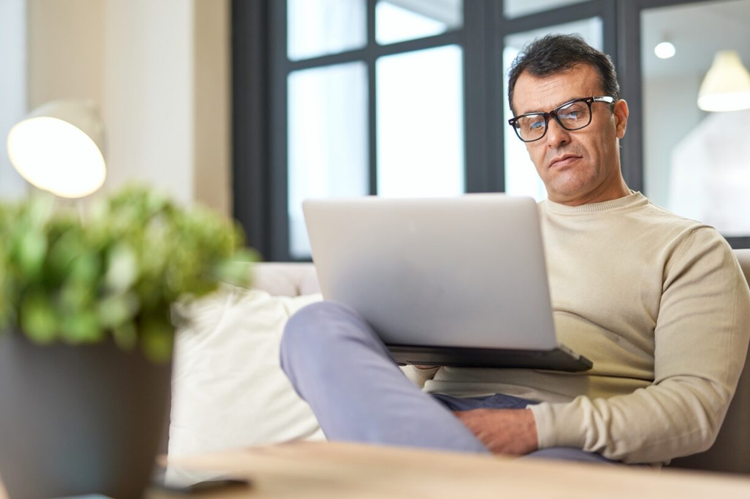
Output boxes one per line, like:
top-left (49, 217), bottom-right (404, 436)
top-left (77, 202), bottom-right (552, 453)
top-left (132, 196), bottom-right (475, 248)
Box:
top-left (168, 286), bottom-right (324, 456)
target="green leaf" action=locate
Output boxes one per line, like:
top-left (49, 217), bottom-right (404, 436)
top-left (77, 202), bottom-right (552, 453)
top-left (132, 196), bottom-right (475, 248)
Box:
top-left (17, 231), bottom-right (47, 277)
top-left (141, 316), bottom-right (174, 364)
top-left (60, 309), bottom-right (101, 344)
top-left (70, 253), bottom-right (102, 285)
top-left (113, 321), bottom-right (137, 352)
top-left (27, 194), bottom-right (55, 226)
top-left (48, 232), bottom-right (82, 280)
top-left (20, 292), bottom-right (58, 344)
top-left (97, 292), bottom-right (140, 328)
top-left (60, 282), bottom-right (93, 310)
top-left (212, 262), bottom-right (249, 288)
top-left (105, 243), bottom-right (138, 292)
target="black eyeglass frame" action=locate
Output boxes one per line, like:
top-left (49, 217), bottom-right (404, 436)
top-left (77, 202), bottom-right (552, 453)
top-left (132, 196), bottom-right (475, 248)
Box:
top-left (508, 96), bottom-right (616, 143)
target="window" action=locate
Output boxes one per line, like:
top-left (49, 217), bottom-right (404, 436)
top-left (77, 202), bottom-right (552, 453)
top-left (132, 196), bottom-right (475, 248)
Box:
top-left (640, 0), bottom-right (750, 238)
top-left (376, 45), bottom-right (465, 198)
top-left (287, 63), bottom-right (369, 258)
top-left (261, 0), bottom-right (470, 260)
top-left (0, 0), bottom-right (28, 201)
top-left (616, 0), bottom-right (750, 248)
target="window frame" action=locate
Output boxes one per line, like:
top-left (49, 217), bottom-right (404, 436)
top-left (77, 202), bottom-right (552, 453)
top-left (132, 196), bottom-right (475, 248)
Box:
top-left (232, 0), bottom-right (749, 262)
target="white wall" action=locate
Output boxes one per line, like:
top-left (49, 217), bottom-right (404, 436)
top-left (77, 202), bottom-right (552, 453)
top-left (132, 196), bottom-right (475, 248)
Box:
top-left (0, 0), bottom-right (29, 200)
top-left (22, 0), bottom-right (231, 215)
top-left (103, 0), bottom-right (195, 205)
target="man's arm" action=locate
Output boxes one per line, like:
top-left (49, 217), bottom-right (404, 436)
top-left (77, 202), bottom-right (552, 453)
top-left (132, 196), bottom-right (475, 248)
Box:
top-left (527, 228), bottom-right (750, 463)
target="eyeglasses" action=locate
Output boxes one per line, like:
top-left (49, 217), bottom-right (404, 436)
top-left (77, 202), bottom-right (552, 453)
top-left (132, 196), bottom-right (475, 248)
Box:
top-left (508, 96), bottom-right (615, 143)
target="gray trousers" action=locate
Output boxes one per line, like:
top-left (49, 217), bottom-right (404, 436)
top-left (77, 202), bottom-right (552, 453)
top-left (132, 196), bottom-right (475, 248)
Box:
top-left (280, 301), bottom-right (615, 465)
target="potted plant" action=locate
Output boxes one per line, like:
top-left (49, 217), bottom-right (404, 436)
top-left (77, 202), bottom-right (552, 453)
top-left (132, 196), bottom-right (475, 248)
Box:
top-left (0, 186), bottom-right (257, 499)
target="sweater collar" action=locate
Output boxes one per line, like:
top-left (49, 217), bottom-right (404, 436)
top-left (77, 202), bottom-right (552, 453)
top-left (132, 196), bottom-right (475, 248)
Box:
top-left (542, 191), bottom-right (647, 215)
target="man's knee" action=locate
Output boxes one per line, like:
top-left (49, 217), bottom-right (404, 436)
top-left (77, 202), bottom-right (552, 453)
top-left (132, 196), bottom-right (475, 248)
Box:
top-left (281, 301), bottom-right (369, 372)
top-left (283, 301), bottom-right (361, 347)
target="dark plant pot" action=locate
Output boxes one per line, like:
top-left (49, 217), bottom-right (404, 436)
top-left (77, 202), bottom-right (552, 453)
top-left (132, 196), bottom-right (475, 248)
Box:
top-left (0, 332), bottom-right (172, 499)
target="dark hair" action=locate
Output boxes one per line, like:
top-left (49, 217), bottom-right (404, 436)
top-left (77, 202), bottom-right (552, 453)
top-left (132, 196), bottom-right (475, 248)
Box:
top-left (507, 34), bottom-right (620, 114)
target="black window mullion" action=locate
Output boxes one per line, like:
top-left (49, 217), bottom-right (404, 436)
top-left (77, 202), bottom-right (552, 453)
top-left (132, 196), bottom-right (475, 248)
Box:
top-left (617, 0), bottom-right (643, 193)
top-left (367, 0), bottom-right (378, 196)
top-left (502, 0), bottom-right (603, 34)
top-left (492, 0), bottom-right (507, 193)
top-left (602, 0), bottom-right (618, 67)
top-left (373, 31), bottom-right (464, 57)
top-left (285, 49), bottom-right (368, 71)
top-left (285, 32), bottom-right (464, 73)
top-left (269, 0), bottom-right (292, 261)
top-left (232, 0), bottom-right (275, 260)
top-left (463, 0), bottom-right (488, 193)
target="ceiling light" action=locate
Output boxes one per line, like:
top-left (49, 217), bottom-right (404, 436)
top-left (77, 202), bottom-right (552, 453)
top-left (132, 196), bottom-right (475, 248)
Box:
top-left (698, 51), bottom-right (750, 112)
top-left (654, 41), bottom-right (676, 59)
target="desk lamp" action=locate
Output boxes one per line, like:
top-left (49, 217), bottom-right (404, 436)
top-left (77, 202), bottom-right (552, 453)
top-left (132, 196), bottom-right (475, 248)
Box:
top-left (6, 99), bottom-right (106, 198)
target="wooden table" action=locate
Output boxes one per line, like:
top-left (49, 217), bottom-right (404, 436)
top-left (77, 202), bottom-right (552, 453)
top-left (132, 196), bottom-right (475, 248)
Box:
top-left (144, 441), bottom-right (750, 499)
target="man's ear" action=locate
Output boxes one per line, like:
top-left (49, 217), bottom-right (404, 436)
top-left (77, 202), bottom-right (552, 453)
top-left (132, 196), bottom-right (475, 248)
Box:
top-left (614, 99), bottom-right (629, 139)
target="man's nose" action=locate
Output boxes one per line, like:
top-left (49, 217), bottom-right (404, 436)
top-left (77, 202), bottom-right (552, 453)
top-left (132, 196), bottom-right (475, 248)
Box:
top-left (545, 117), bottom-right (571, 148)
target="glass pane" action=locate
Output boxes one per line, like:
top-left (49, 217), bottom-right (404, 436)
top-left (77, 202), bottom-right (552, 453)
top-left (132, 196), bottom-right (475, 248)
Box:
top-left (642, 0), bottom-right (750, 237)
top-left (288, 63), bottom-right (369, 258)
top-left (502, 18), bottom-right (603, 201)
top-left (287, 0), bottom-right (366, 61)
top-left (504, 0), bottom-right (589, 19)
top-left (376, 0), bottom-right (462, 45)
top-left (376, 45), bottom-right (464, 197)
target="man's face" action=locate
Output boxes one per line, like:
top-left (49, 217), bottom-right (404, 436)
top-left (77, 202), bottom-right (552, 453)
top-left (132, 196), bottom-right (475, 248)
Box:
top-left (511, 64), bottom-right (629, 206)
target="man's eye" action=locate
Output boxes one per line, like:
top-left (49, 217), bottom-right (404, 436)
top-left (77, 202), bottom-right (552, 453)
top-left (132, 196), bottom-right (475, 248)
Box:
top-left (528, 120), bottom-right (544, 130)
top-left (559, 103), bottom-right (586, 120)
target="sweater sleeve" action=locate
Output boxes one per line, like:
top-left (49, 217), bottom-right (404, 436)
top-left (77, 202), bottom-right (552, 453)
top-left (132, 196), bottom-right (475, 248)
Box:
top-left (528, 228), bottom-right (750, 463)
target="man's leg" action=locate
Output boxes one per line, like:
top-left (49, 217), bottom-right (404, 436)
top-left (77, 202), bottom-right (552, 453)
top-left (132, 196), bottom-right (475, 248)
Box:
top-left (280, 301), bottom-right (488, 454)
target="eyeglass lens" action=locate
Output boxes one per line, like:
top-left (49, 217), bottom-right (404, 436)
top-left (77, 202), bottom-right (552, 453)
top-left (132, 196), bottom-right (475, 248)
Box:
top-left (515, 100), bottom-right (592, 142)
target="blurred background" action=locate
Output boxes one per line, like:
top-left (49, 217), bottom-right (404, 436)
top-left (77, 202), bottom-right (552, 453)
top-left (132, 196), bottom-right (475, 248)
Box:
top-left (1, 0), bottom-right (749, 261)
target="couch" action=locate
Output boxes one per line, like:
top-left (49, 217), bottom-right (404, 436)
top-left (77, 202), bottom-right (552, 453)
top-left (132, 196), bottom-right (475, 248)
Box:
top-left (169, 250), bottom-right (750, 474)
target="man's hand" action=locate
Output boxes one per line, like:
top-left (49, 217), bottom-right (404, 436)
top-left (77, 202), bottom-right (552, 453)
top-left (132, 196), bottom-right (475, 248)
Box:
top-left (454, 408), bottom-right (538, 456)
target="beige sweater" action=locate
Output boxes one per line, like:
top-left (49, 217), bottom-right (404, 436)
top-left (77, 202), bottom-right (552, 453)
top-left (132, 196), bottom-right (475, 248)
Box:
top-left (417, 192), bottom-right (750, 464)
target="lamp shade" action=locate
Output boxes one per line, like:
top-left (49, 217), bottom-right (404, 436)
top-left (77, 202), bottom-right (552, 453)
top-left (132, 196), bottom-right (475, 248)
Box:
top-left (697, 51), bottom-right (750, 113)
top-left (6, 100), bottom-right (106, 198)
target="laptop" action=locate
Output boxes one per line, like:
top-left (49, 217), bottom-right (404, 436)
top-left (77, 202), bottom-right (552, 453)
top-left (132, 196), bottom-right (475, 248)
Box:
top-left (302, 194), bottom-right (592, 372)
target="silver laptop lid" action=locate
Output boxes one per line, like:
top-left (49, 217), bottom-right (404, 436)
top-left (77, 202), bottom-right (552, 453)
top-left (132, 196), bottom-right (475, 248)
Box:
top-left (302, 194), bottom-right (557, 351)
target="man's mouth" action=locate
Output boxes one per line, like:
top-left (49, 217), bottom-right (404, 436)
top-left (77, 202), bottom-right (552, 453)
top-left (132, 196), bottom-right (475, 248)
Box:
top-left (548, 154), bottom-right (582, 169)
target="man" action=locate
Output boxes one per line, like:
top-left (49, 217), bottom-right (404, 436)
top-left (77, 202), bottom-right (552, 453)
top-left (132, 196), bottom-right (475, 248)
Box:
top-left (280, 35), bottom-right (750, 465)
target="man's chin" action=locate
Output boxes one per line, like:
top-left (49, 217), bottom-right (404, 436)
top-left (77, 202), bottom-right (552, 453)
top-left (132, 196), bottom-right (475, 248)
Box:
top-left (544, 181), bottom-right (590, 204)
